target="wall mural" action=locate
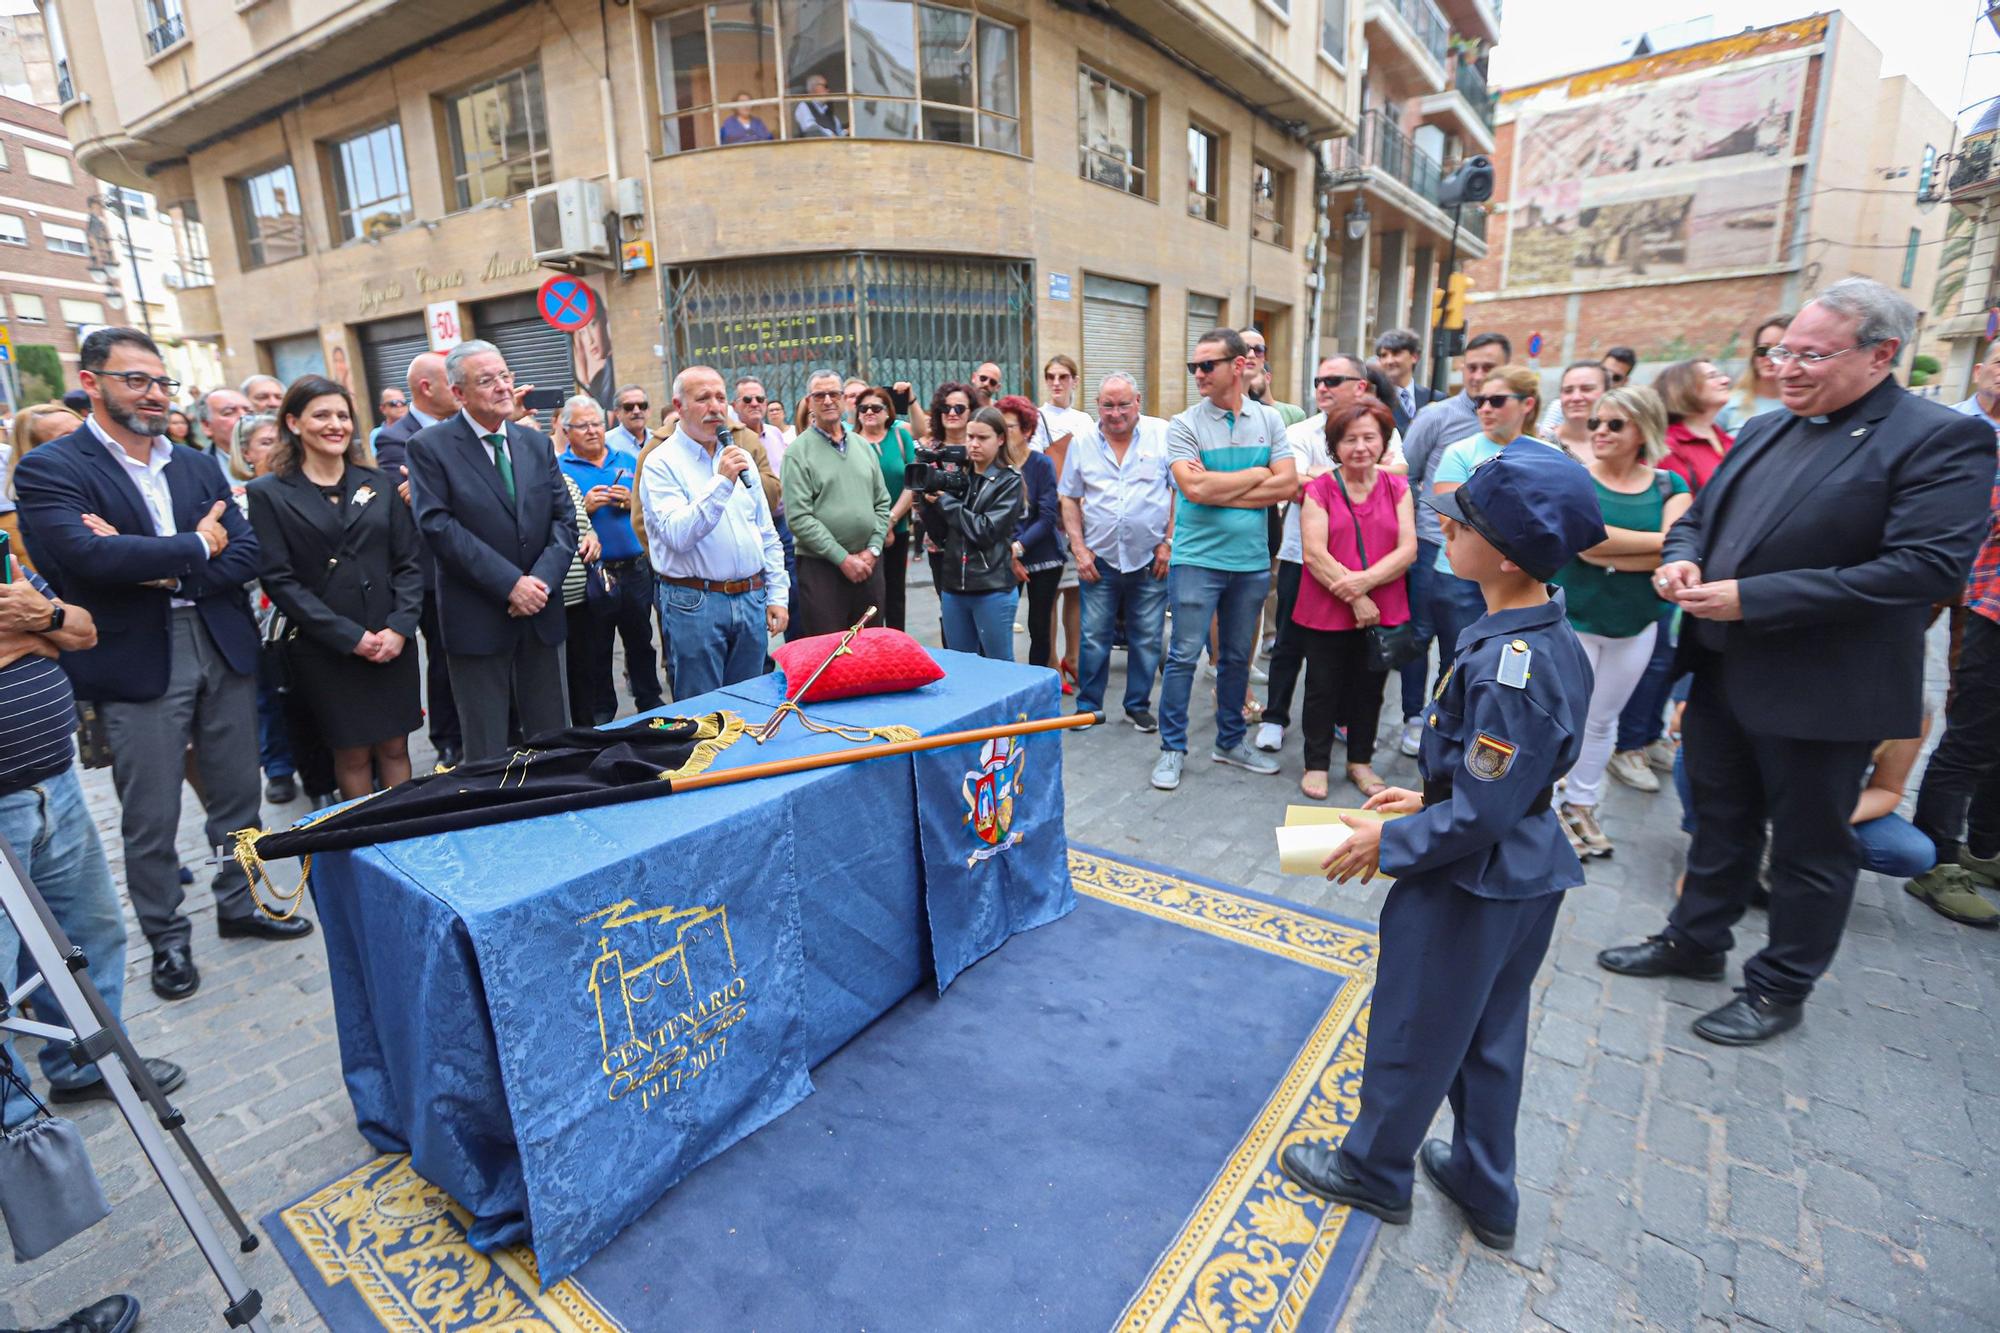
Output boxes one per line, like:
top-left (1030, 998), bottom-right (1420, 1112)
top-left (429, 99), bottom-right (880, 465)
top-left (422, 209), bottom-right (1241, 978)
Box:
top-left (1503, 58), bottom-right (1807, 290)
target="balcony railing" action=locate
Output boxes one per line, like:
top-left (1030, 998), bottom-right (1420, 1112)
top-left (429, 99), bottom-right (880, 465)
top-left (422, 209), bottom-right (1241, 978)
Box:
top-left (1949, 138), bottom-right (1998, 197)
top-left (1338, 110), bottom-right (1444, 203)
top-left (145, 12), bottom-right (186, 56)
top-left (1380, 0), bottom-right (1450, 68)
top-left (54, 59), bottom-right (73, 105)
top-left (1454, 59), bottom-right (1495, 132)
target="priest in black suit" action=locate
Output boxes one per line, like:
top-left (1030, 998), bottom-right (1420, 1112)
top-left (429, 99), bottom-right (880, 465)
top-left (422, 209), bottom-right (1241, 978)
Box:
top-left (404, 340), bottom-right (577, 761)
top-left (1599, 279), bottom-right (1994, 1045)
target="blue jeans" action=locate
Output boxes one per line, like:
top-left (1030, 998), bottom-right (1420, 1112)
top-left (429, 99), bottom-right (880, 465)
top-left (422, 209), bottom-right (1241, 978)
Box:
top-left (1160, 564), bottom-right (1270, 754)
top-left (1616, 604), bottom-right (1679, 751)
top-left (1671, 745), bottom-right (1934, 877)
top-left (1429, 567), bottom-right (1488, 680)
top-left (1077, 565), bottom-right (1169, 715)
top-left (658, 584), bottom-right (769, 701)
top-left (939, 588), bottom-right (1017, 661)
top-left (1398, 539), bottom-right (1440, 720)
top-left (0, 767), bottom-right (128, 1129)
top-left (255, 652), bottom-right (294, 780)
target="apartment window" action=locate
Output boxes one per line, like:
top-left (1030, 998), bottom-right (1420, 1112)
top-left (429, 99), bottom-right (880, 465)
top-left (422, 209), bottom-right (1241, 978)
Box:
top-left (446, 66), bottom-right (553, 208)
top-left (42, 222), bottom-right (88, 256)
top-left (1187, 124), bottom-right (1221, 223)
top-left (1079, 66), bottom-right (1146, 197)
top-left (59, 298), bottom-right (104, 327)
top-left (22, 146), bottom-right (71, 184)
top-left (652, 1), bottom-right (1021, 155)
top-left (1901, 227), bottom-right (1921, 288)
top-left (1251, 157), bottom-right (1290, 247)
top-left (0, 214), bottom-right (24, 246)
top-left (329, 122), bottom-right (414, 242)
top-left (106, 186), bottom-right (150, 220)
top-left (11, 293), bottom-right (45, 323)
top-left (144, 0), bottom-right (186, 56)
top-left (237, 162), bottom-right (307, 269)
top-left (1319, 0), bottom-right (1346, 63)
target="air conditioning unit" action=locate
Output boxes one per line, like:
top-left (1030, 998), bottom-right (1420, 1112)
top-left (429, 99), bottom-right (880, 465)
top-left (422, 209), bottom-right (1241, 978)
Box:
top-left (161, 271), bottom-right (184, 289)
top-left (528, 179), bottom-right (610, 264)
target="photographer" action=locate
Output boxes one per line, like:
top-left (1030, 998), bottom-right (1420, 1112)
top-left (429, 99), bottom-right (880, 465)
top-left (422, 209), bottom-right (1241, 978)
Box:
top-left (917, 407), bottom-right (1023, 660)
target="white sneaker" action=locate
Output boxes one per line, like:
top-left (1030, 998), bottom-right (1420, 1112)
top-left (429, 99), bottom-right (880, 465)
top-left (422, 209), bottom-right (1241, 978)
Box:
top-left (1607, 750), bottom-right (1661, 793)
top-left (1150, 751), bottom-right (1185, 790)
top-left (1249, 663), bottom-right (1269, 684)
top-left (1254, 721), bottom-right (1285, 752)
top-left (1399, 718), bottom-right (1423, 757)
top-left (1644, 738), bottom-right (1677, 772)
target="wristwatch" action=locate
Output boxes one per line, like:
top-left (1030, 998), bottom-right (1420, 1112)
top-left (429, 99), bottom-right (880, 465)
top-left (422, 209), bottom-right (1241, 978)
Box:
top-left (45, 601), bottom-right (65, 633)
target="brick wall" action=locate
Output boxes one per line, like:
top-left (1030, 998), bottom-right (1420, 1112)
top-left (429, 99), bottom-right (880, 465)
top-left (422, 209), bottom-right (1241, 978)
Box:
top-left (0, 96), bottom-right (101, 390)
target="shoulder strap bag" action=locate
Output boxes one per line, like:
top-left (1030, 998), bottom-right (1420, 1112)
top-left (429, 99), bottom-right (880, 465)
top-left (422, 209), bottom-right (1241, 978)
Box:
top-left (1331, 476), bottom-right (1422, 673)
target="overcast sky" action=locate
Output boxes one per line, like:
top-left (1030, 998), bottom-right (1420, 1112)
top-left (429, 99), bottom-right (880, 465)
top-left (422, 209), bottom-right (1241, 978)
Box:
top-left (1489, 0), bottom-right (2000, 137)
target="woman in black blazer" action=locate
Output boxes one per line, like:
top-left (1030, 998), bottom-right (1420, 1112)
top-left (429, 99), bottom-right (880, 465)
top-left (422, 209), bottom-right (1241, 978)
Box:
top-left (247, 375), bottom-right (423, 799)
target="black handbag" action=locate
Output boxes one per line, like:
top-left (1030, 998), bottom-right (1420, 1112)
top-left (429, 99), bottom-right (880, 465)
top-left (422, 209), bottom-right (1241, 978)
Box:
top-left (1331, 476), bottom-right (1422, 673)
top-left (0, 1057), bottom-right (111, 1261)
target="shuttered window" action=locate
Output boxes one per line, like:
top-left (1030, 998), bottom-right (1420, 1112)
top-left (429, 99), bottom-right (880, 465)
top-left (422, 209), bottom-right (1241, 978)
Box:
top-left (359, 314), bottom-right (429, 431)
top-left (1185, 292), bottom-right (1222, 411)
top-left (1081, 275), bottom-right (1149, 411)
top-left (472, 292), bottom-right (573, 399)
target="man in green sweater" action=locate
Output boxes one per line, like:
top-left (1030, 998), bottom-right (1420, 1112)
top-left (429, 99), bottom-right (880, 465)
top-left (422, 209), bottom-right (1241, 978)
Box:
top-left (780, 368), bottom-right (893, 639)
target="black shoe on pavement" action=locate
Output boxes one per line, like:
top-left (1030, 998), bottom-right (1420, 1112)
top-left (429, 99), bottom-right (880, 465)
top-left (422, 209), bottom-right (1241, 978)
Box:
top-left (1419, 1138), bottom-right (1514, 1250)
top-left (1126, 708), bottom-right (1159, 733)
top-left (1691, 990), bottom-right (1802, 1046)
top-left (217, 914), bottom-right (316, 942)
top-left (50, 1058), bottom-right (186, 1104)
top-left (437, 743), bottom-right (463, 769)
top-left (1278, 1143), bottom-right (1412, 1224)
top-left (264, 774), bottom-right (297, 804)
top-left (28, 1294), bottom-right (140, 1333)
top-left (151, 946), bottom-right (199, 1000)
top-left (1596, 934), bottom-right (1726, 980)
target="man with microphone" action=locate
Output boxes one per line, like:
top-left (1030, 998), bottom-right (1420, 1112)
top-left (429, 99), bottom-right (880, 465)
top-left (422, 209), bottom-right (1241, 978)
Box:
top-left (640, 365), bottom-right (789, 698)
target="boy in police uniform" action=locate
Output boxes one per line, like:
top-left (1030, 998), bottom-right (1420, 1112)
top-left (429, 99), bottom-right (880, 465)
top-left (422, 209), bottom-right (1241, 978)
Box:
top-left (1280, 444), bottom-right (1605, 1251)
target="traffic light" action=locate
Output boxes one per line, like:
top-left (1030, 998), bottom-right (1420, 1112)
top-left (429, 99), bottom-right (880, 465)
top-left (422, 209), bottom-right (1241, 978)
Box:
top-left (1431, 286), bottom-right (1445, 328)
top-left (1443, 272), bottom-right (1470, 330)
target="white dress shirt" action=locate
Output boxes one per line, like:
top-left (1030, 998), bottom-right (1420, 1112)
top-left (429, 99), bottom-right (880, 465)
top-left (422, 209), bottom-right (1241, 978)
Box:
top-left (87, 414), bottom-right (205, 605)
top-left (1056, 415), bottom-right (1174, 574)
top-left (640, 426), bottom-right (789, 606)
top-left (458, 409), bottom-right (511, 464)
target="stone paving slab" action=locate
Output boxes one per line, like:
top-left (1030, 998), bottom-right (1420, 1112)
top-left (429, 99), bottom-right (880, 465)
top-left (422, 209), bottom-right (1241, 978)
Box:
top-left (3, 595), bottom-right (1996, 1331)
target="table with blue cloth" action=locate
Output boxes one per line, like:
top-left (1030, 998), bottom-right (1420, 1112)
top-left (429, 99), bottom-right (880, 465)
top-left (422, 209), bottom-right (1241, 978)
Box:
top-left (307, 652), bottom-right (1071, 1281)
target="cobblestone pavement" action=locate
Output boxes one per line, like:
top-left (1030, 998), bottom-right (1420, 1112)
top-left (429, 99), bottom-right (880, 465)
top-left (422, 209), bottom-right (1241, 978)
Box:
top-left (4, 583), bottom-right (1997, 1331)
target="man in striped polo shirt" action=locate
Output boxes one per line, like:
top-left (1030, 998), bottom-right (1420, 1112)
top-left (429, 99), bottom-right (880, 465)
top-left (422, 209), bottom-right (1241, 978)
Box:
top-left (0, 570), bottom-right (185, 1125)
top-left (1151, 328), bottom-right (1299, 791)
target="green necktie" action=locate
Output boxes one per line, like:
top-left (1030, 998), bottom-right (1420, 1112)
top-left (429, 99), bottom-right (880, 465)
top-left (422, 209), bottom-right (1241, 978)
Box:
top-left (485, 432), bottom-right (516, 504)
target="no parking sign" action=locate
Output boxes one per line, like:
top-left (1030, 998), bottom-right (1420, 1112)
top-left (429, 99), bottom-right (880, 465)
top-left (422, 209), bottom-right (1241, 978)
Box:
top-left (538, 276), bottom-right (599, 333)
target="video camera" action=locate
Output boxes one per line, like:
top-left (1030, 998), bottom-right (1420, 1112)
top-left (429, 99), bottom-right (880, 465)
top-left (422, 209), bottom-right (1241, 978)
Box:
top-left (906, 444), bottom-right (972, 496)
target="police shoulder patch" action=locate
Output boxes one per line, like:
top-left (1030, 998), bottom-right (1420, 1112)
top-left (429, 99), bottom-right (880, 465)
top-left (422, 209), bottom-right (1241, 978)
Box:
top-left (1466, 732), bottom-right (1517, 781)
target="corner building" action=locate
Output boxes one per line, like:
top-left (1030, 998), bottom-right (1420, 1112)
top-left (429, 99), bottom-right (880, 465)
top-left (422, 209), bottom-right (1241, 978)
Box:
top-left (47, 0), bottom-right (1352, 423)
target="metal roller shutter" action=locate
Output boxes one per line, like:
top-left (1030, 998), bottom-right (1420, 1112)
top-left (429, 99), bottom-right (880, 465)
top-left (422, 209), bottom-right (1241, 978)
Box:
top-left (1185, 293), bottom-right (1222, 411)
top-left (359, 314), bottom-right (429, 431)
top-left (471, 292), bottom-right (574, 399)
top-left (1081, 275), bottom-right (1150, 411)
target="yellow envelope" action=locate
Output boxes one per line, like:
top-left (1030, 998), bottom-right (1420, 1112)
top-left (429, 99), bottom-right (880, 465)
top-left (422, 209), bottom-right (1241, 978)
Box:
top-left (1275, 806), bottom-right (1400, 876)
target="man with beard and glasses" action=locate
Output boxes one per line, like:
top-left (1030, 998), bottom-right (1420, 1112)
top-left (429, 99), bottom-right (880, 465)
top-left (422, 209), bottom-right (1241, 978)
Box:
top-left (15, 329), bottom-right (311, 1004)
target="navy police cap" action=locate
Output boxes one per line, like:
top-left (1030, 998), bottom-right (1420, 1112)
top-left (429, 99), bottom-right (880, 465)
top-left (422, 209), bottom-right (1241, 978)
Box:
top-left (1423, 443), bottom-right (1607, 581)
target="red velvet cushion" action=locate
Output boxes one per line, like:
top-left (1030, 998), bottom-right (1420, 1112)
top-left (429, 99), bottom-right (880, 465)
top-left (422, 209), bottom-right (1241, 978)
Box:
top-left (773, 628), bottom-right (945, 702)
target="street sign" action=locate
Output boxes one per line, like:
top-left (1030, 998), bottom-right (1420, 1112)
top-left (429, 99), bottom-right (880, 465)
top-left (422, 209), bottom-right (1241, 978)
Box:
top-left (426, 301), bottom-right (463, 353)
top-left (537, 276), bottom-right (598, 333)
top-left (0, 325), bottom-right (14, 363)
top-left (1048, 272), bottom-right (1071, 301)
top-left (1527, 331), bottom-right (1544, 359)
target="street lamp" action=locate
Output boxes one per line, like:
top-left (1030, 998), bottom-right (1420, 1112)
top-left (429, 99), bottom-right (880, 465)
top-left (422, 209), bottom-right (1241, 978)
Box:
top-left (1344, 199), bottom-right (1371, 242)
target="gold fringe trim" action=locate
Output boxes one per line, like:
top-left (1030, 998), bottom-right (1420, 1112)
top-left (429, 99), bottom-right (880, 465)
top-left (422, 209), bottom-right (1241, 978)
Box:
top-left (657, 710), bottom-right (748, 779)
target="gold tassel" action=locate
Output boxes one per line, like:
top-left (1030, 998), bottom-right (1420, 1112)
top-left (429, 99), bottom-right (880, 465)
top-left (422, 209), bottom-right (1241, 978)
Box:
top-left (230, 827), bottom-right (312, 921)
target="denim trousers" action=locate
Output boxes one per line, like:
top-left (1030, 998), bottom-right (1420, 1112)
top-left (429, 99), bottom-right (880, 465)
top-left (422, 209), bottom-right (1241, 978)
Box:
top-left (1160, 563), bottom-right (1270, 754)
top-left (658, 583), bottom-right (770, 701)
top-left (1429, 566), bottom-right (1488, 680)
top-left (939, 588), bottom-right (1018, 661)
top-left (1398, 539), bottom-right (1440, 719)
top-left (1077, 564), bottom-right (1169, 715)
top-left (254, 651), bottom-right (294, 780)
top-left (1616, 603), bottom-right (1679, 752)
top-left (0, 767), bottom-right (128, 1128)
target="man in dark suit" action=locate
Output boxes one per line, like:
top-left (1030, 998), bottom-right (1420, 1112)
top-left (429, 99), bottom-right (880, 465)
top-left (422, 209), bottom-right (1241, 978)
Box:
top-left (15, 328), bottom-right (314, 1002)
top-left (375, 350), bottom-right (461, 766)
top-left (404, 340), bottom-right (576, 762)
top-left (1599, 279), bottom-right (1994, 1045)
top-left (1374, 328), bottom-right (1439, 434)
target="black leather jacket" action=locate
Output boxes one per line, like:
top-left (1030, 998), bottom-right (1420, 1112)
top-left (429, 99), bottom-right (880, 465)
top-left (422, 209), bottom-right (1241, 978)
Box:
top-left (919, 464), bottom-right (1023, 594)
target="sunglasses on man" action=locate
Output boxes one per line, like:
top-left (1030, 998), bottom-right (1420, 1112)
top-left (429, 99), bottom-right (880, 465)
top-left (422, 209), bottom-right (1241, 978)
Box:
top-left (1186, 358), bottom-right (1230, 375)
top-left (619, 400), bottom-right (649, 412)
top-left (1314, 374), bottom-right (1364, 390)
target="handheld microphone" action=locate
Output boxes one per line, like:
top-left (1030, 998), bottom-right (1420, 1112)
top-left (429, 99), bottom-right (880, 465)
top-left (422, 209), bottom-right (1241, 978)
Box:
top-left (717, 423), bottom-right (752, 489)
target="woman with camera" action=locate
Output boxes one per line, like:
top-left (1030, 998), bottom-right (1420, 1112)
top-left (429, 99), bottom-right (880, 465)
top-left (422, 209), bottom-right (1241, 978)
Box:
top-left (918, 405), bottom-right (1024, 660)
top-left (918, 382), bottom-right (979, 644)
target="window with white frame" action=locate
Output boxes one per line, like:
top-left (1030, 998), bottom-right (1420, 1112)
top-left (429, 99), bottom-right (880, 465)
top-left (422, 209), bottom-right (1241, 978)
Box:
top-left (328, 121), bottom-right (414, 241)
top-left (22, 147), bottom-right (71, 184)
top-left (237, 162), bottom-right (307, 268)
top-left (1320, 0), bottom-right (1346, 63)
top-left (444, 66), bottom-right (553, 208)
top-left (0, 214), bottom-right (24, 246)
top-left (42, 222), bottom-right (88, 256)
top-left (59, 298), bottom-right (104, 326)
top-left (1188, 124), bottom-right (1221, 223)
top-left (1251, 156), bottom-right (1290, 247)
top-left (106, 186), bottom-right (150, 220)
top-left (1079, 66), bottom-right (1146, 197)
top-left (144, 0), bottom-right (187, 56)
top-left (10, 293), bottom-right (45, 323)
top-left (652, 0), bottom-right (1020, 155)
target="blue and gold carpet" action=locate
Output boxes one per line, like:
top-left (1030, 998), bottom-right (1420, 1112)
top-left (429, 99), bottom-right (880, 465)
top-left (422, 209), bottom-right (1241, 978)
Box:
top-left (267, 847), bottom-right (1379, 1331)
